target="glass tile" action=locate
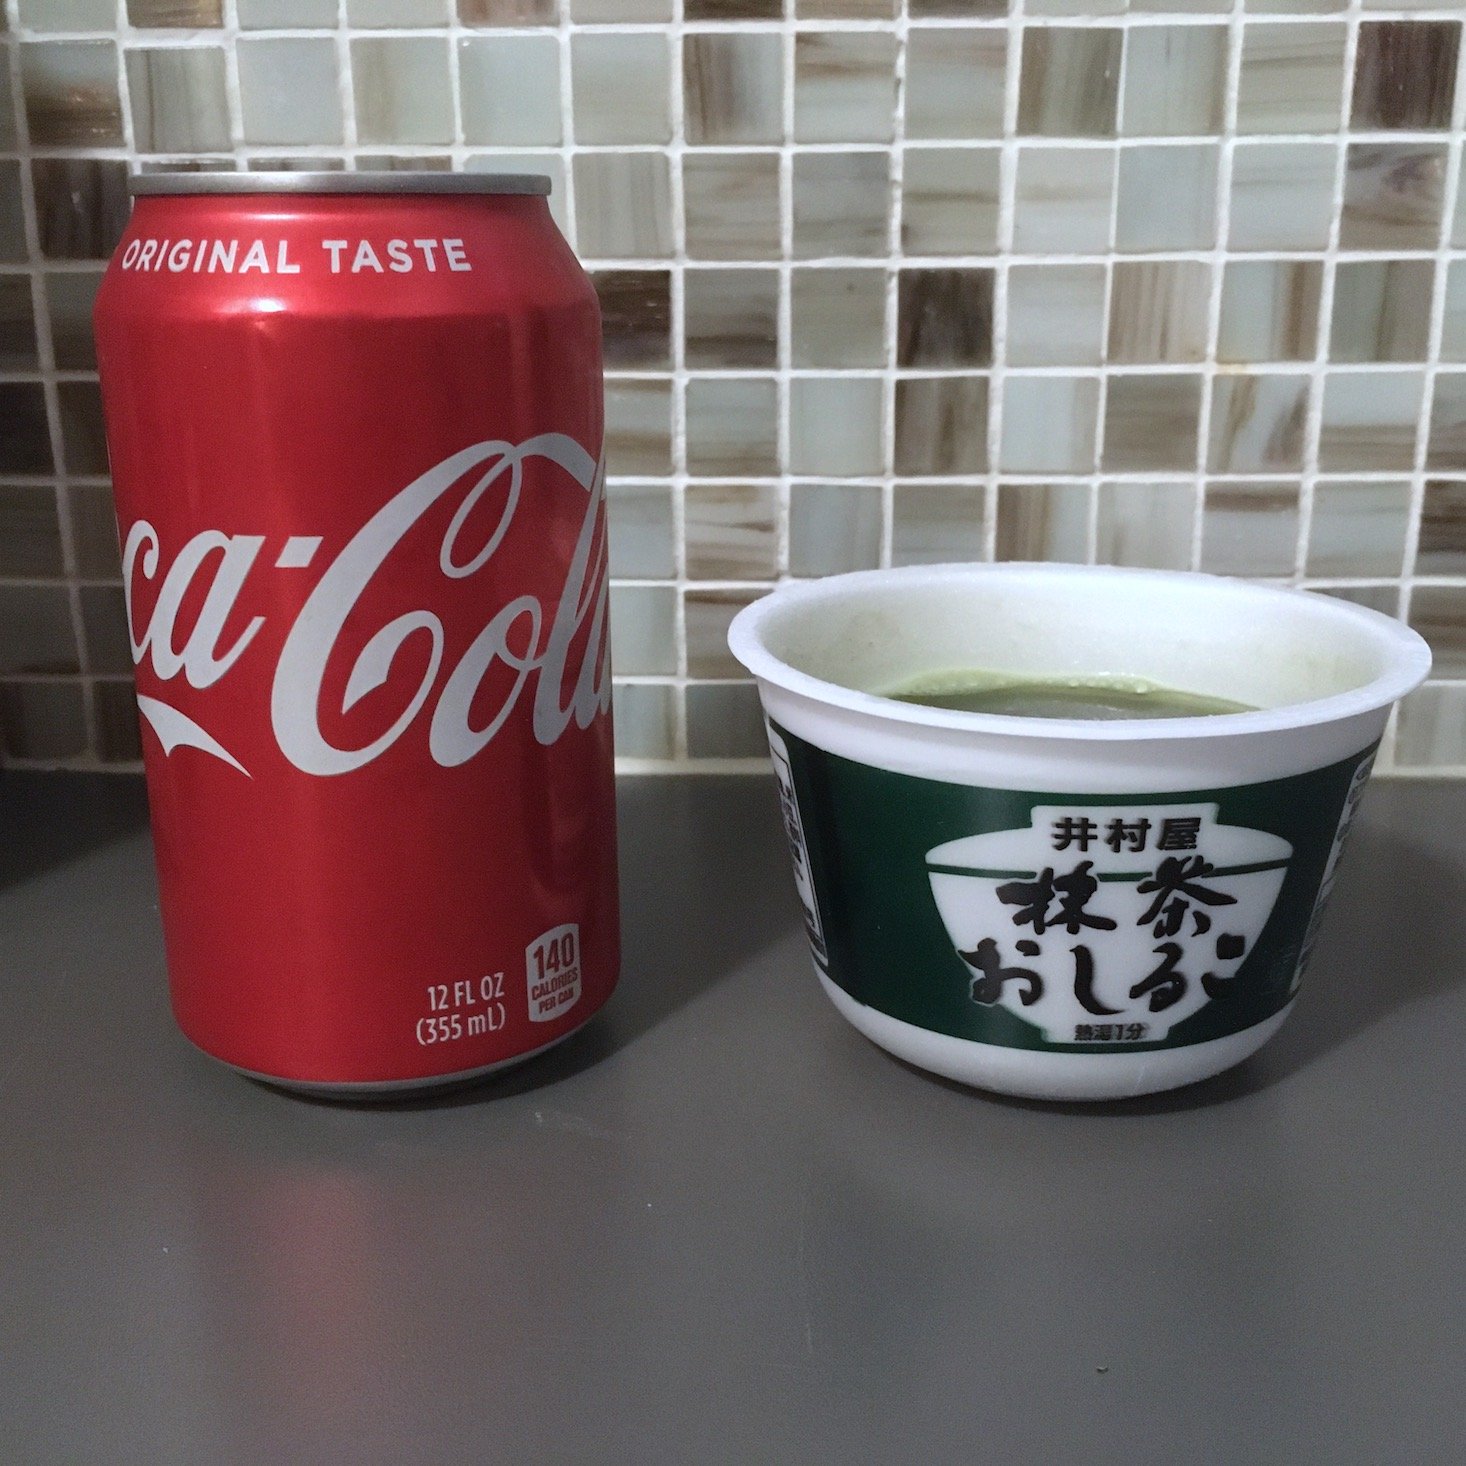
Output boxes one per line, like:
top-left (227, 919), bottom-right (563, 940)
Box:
top-left (894, 378), bottom-right (988, 475)
top-left (1121, 26), bottom-right (1227, 137)
top-left (459, 35), bottom-right (562, 146)
top-left (1207, 374), bottom-right (1309, 472)
top-left (894, 482), bottom-right (986, 566)
top-left (793, 151), bottom-right (889, 259)
top-left (684, 32), bottom-right (782, 146)
top-left (352, 38), bottom-right (454, 146)
top-left (791, 268), bottom-right (885, 368)
top-left (1200, 482), bottom-right (1300, 578)
top-left (683, 153), bottom-right (780, 261)
top-left (789, 483), bottom-right (883, 576)
top-left (1095, 481), bottom-right (1195, 571)
top-left (572, 32), bottom-right (671, 146)
top-left (994, 482), bottom-right (1088, 564)
top-left (1006, 264), bottom-right (1106, 367)
top-left (685, 269), bottom-right (779, 369)
top-left (684, 482), bottom-right (779, 579)
top-left (1018, 26), bottom-right (1121, 138)
top-left (127, 47), bottom-right (230, 155)
top-left (685, 377), bottom-right (778, 476)
top-left (575, 153), bottom-right (674, 259)
top-left (790, 379), bottom-right (884, 477)
top-left (1102, 374), bottom-right (1203, 472)
top-left (794, 30), bottom-right (898, 145)
top-left (902, 146), bottom-right (1000, 257)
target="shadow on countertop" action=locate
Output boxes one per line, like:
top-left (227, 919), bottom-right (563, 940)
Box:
top-left (0, 769), bottom-right (150, 893)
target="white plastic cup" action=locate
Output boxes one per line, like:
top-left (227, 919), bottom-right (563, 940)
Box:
top-left (728, 564), bottom-right (1432, 1101)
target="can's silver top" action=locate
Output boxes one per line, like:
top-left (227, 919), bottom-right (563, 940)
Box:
top-left (130, 171), bottom-right (552, 198)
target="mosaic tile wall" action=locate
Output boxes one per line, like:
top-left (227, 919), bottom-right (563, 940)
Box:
top-left (2, 1), bottom-right (1466, 773)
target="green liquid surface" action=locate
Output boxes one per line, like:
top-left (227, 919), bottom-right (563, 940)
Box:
top-left (885, 670), bottom-right (1256, 721)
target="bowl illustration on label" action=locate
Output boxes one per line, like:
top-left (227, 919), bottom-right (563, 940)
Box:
top-left (926, 804), bottom-right (1292, 1045)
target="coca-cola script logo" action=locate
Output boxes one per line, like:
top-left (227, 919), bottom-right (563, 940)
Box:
top-left (123, 432), bottom-right (611, 779)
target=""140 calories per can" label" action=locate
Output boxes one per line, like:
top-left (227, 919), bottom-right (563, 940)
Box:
top-left (527, 924), bottom-right (582, 1023)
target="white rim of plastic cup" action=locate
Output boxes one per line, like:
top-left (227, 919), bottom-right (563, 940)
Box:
top-left (727, 563), bottom-right (1433, 742)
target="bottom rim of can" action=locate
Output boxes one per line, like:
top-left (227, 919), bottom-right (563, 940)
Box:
top-left (218, 1027), bottom-right (578, 1102)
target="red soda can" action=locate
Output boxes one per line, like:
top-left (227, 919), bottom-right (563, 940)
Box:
top-left (93, 173), bottom-right (618, 1095)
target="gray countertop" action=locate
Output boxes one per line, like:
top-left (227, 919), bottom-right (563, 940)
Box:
top-left (2, 772), bottom-right (1464, 1465)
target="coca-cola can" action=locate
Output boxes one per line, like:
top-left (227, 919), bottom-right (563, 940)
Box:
top-left (93, 172), bottom-right (618, 1095)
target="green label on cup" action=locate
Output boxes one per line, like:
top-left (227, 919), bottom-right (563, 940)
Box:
top-left (769, 721), bottom-right (1375, 1054)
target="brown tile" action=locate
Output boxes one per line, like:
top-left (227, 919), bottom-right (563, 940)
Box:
top-left (910, 0), bottom-right (1003, 13)
top-left (684, 269), bottom-right (779, 368)
top-left (684, 483), bottom-right (779, 580)
top-left (1018, 27), bottom-right (1121, 138)
top-left (592, 270), bottom-right (671, 369)
top-left (69, 482), bottom-right (121, 579)
top-left (1329, 259), bottom-right (1435, 363)
top-left (32, 158), bottom-right (130, 261)
top-left (57, 382), bottom-right (108, 476)
top-left (126, 0), bottom-right (223, 23)
top-left (0, 681), bottom-right (87, 762)
top-left (0, 384), bottom-right (54, 475)
top-left (793, 151), bottom-right (889, 258)
top-left (685, 0), bottom-right (779, 16)
top-left (459, 0), bottom-right (558, 19)
top-left (0, 275), bottom-right (39, 372)
top-left (1207, 374), bottom-right (1309, 472)
top-left (1107, 261), bottom-right (1210, 365)
top-left (1419, 480), bottom-right (1466, 575)
top-left (1352, 20), bottom-right (1459, 130)
top-left (0, 585), bottom-right (79, 673)
top-left (685, 589), bottom-right (762, 678)
top-left (994, 483), bottom-right (1089, 565)
top-left (1409, 585), bottom-right (1466, 678)
top-left (894, 378), bottom-right (988, 475)
top-left (1217, 260), bottom-right (1323, 363)
top-left (1102, 375), bottom-right (1203, 472)
top-left (44, 271), bottom-right (104, 371)
top-left (1340, 143), bottom-right (1448, 250)
top-left (798, 0), bottom-right (895, 15)
top-left (684, 32), bottom-right (782, 146)
top-left (897, 268), bottom-right (993, 368)
top-left (2, 163), bottom-right (25, 265)
top-left (894, 482), bottom-right (986, 566)
top-left (21, 42), bottom-right (123, 147)
top-left (80, 584), bottom-right (131, 674)
top-left (94, 678), bottom-right (143, 763)
top-left (0, 484), bottom-right (64, 578)
top-left (683, 153), bottom-right (780, 261)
